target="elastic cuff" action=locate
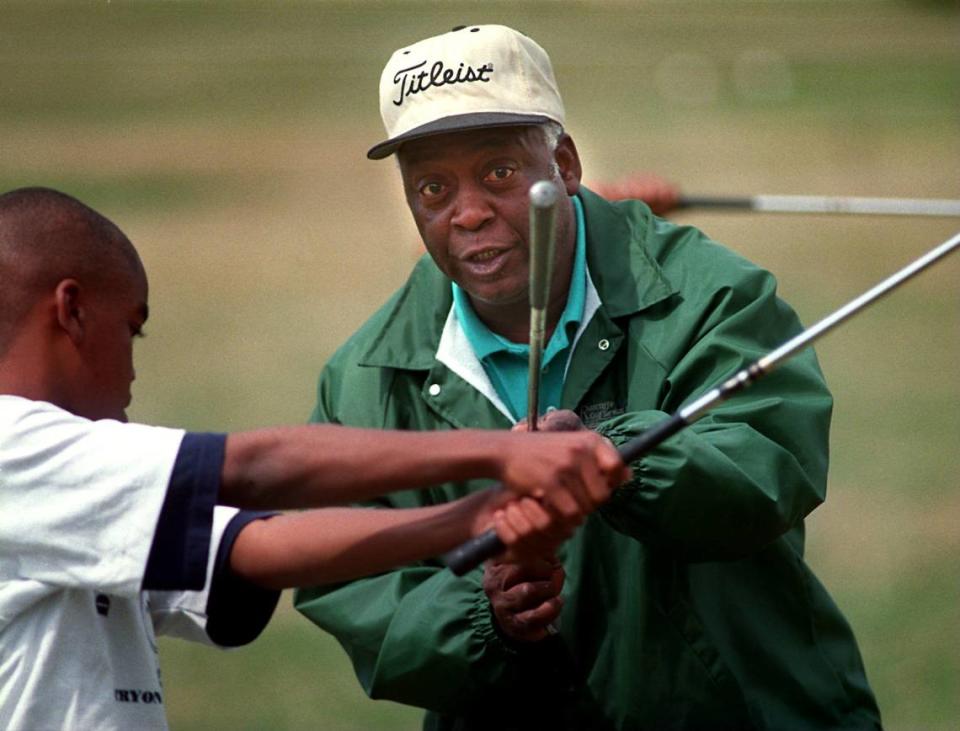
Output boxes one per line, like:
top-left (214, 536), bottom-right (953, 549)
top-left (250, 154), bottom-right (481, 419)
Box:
top-left (470, 578), bottom-right (572, 666)
top-left (468, 579), bottom-right (523, 658)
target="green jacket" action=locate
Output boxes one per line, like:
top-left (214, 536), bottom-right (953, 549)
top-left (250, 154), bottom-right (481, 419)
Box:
top-left (295, 190), bottom-right (880, 730)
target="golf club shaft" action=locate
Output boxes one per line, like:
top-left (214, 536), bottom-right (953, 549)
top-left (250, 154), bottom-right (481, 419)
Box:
top-left (678, 194), bottom-right (960, 217)
top-left (527, 181), bottom-right (560, 431)
top-left (444, 230), bottom-right (960, 576)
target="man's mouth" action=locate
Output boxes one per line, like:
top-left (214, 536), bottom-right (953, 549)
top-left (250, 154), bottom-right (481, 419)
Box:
top-left (461, 246), bottom-right (512, 276)
top-left (469, 249), bottom-right (503, 263)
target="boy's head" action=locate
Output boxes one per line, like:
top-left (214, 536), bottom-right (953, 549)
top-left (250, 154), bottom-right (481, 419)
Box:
top-left (0, 187), bottom-right (148, 421)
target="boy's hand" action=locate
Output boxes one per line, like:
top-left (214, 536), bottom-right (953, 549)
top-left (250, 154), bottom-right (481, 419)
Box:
top-left (498, 412), bottom-right (630, 520)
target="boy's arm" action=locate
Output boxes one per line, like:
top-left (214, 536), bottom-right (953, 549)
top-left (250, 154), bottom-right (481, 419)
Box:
top-left (220, 424), bottom-right (626, 516)
top-left (228, 489), bottom-right (566, 590)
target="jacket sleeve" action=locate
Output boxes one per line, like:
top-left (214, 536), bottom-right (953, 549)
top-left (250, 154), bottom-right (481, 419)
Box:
top-left (295, 565), bottom-right (575, 712)
top-left (595, 258), bottom-right (833, 561)
top-left (294, 362), bottom-right (571, 712)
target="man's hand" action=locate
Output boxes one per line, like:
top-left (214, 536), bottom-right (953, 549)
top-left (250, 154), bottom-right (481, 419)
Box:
top-left (483, 555), bottom-right (564, 643)
top-left (514, 408), bottom-right (586, 433)
top-left (497, 425), bottom-right (630, 521)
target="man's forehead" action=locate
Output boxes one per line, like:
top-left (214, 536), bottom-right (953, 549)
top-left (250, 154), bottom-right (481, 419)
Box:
top-left (399, 125), bottom-right (540, 165)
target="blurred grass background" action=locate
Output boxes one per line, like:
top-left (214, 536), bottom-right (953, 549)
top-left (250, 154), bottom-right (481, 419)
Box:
top-left (2, 1), bottom-right (957, 728)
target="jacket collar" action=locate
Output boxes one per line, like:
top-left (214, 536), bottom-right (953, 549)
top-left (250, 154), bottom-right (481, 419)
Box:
top-left (356, 255), bottom-right (452, 369)
top-left (358, 187), bottom-right (677, 369)
top-left (578, 186), bottom-right (677, 317)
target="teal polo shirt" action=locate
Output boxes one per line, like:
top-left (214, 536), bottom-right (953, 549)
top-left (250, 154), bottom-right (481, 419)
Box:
top-left (452, 195), bottom-right (587, 421)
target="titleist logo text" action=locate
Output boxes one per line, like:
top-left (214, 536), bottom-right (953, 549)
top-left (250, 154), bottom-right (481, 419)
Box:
top-left (392, 60), bottom-right (494, 106)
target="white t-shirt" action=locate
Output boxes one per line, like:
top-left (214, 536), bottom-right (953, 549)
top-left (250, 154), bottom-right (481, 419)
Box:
top-left (0, 396), bottom-right (277, 730)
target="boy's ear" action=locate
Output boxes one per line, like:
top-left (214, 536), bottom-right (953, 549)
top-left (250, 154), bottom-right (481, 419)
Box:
top-left (54, 279), bottom-right (85, 345)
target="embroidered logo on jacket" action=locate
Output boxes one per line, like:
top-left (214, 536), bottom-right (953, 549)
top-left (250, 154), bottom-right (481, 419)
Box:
top-left (579, 400), bottom-right (625, 429)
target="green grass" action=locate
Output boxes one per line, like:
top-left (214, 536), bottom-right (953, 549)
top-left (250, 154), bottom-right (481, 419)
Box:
top-left (0, 171), bottom-right (237, 212)
top-left (3, 1), bottom-right (958, 729)
top-left (3, 1), bottom-right (957, 127)
top-left (159, 602), bottom-right (423, 731)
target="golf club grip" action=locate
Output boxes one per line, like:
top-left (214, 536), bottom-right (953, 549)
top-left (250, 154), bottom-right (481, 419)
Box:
top-left (446, 413), bottom-right (689, 576)
top-left (445, 527), bottom-right (504, 576)
top-left (678, 195), bottom-right (754, 210)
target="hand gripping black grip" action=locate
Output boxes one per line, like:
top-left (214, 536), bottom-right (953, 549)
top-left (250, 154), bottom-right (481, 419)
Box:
top-left (443, 413), bottom-right (688, 575)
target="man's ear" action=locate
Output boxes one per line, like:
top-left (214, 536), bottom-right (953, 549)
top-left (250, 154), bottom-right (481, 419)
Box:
top-left (555, 134), bottom-right (583, 197)
top-left (54, 279), bottom-right (85, 345)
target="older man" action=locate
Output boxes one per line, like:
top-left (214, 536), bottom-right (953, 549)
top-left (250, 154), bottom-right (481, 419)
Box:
top-left (294, 24), bottom-right (882, 730)
top-left (0, 187), bottom-right (626, 731)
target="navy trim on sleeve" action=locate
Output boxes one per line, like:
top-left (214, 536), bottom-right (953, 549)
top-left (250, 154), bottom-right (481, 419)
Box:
top-left (142, 432), bottom-right (225, 591)
top-left (205, 511), bottom-right (282, 647)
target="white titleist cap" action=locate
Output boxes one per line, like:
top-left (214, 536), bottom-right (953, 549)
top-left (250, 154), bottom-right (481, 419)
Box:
top-left (367, 24), bottom-right (565, 160)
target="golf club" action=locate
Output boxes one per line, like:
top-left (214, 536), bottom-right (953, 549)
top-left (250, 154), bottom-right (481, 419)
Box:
top-left (444, 229), bottom-right (960, 576)
top-left (678, 194), bottom-right (960, 217)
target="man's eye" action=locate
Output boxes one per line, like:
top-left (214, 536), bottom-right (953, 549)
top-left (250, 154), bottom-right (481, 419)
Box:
top-left (419, 182), bottom-right (445, 198)
top-left (485, 166), bottom-right (515, 182)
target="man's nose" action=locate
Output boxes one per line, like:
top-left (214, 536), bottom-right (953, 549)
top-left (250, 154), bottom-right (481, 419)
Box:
top-left (450, 183), bottom-right (494, 231)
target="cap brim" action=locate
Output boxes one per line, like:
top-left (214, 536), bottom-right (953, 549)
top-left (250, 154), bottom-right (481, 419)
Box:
top-left (366, 112), bottom-right (554, 160)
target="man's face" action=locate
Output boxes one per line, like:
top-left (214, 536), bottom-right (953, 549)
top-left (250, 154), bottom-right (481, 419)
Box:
top-left (398, 126), bottom-right (580, 315)
top-left (75, 267), bottom-right (149, 422)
